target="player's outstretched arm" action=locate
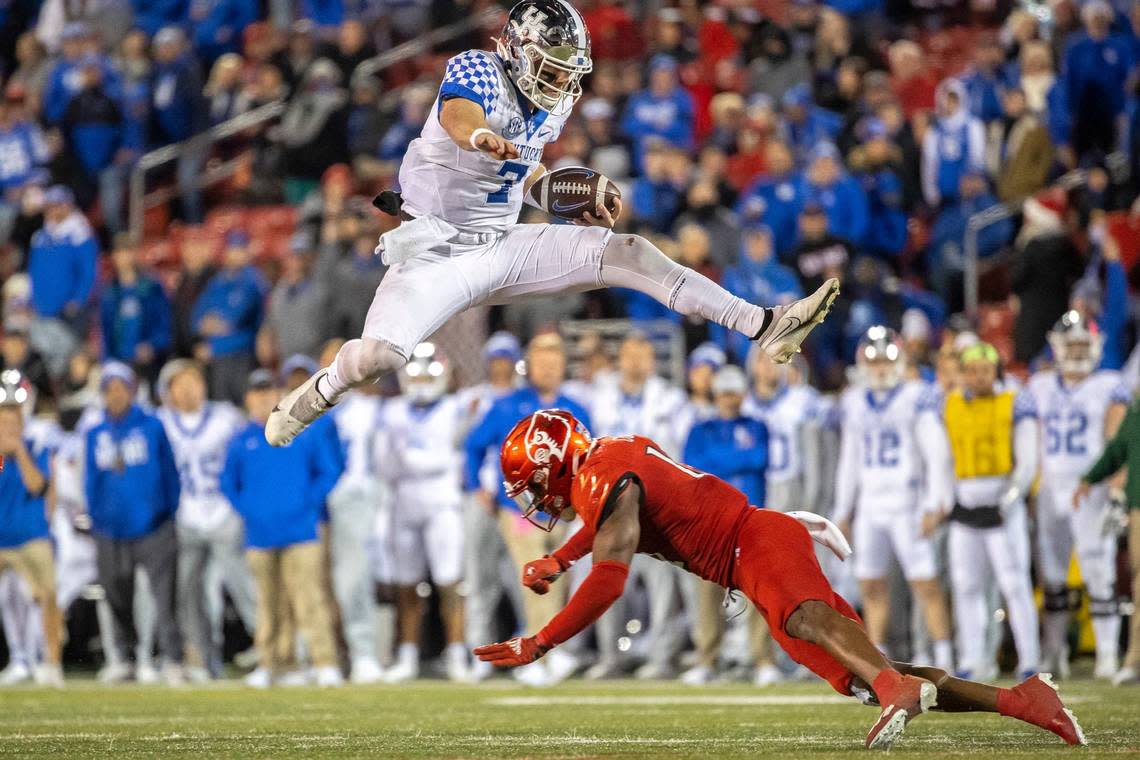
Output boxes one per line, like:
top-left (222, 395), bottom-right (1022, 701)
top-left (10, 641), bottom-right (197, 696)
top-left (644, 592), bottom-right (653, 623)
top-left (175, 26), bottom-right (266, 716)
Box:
top-left (521, 525), bottom-right (595, 595)
top-left (439, 97), bottom-right (519, 160)
top-left (473, 485), bottom-right (640, 667)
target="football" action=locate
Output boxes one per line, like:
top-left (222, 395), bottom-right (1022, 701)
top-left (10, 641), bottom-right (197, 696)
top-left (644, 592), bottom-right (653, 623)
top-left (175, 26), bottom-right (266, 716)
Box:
top-left (530, 166), bottom-right (622, 221)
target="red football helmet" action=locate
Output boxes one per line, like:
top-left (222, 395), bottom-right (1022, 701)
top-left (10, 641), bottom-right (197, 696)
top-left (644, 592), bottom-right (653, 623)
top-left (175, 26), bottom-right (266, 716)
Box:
top-left (501, 409), bottom-right (592, 531)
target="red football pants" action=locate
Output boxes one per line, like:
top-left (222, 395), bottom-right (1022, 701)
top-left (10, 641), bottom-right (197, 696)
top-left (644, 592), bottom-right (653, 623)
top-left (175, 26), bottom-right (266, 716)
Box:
top-left (731, 509), bottom-right (861, 695)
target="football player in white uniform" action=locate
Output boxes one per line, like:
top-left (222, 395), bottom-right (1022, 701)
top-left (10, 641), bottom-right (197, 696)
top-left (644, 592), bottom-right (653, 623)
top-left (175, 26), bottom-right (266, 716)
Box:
top-left (155, 360), bottom-right (255, 680)
top-left (581, 331), bottom-right (690, 679)
top-left (1028, 312), bottom-right (1130, 679)
top-left (377, 343), bottom-right (468, 683)
top-left (832, 327), bottom-right (955, 672)
top-left (265, 0), bottom-right (839, 447)
top-left (743, 348), bottom-right (822, 513)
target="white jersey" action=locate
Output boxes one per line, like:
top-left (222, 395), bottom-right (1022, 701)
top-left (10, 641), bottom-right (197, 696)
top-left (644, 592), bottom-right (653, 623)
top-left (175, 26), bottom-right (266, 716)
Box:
top-left (157, 402), bottom-right (245, 533)
top-left (377, 395), bottom-right (464, 510)
top-left (398, 49), bottom-right (571, 232)
top-left (329, 393), bottom-right (386, 491)
top-left (1027, 370), bottom-right (1130, 492)
top-left (588, 375), bottom-right (689, 457)
top-left (456, 381), bottom-right (517, 493)
top-left (833, 381), bottom-right (952, 521)
top-left (742, 384), bottom-right (819, 487)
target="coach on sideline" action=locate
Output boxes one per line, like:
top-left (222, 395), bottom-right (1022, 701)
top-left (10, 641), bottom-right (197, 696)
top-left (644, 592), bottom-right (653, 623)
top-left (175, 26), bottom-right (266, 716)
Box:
top-left (1076, 394), bottom-right (1140, 686)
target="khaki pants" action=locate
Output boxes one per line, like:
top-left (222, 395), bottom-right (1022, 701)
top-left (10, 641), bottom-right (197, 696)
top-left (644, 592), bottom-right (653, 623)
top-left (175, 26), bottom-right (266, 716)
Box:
top-left (693, 578), bottom-right (772, 669)
top-left (0, 539), bottom-right (61, 665)
top-left (246, 542), bottom-right (337, 673)
top-left (497, 511), bottom-right (565, 636)
top-left (1125, 516), bottom-right (1140, 669)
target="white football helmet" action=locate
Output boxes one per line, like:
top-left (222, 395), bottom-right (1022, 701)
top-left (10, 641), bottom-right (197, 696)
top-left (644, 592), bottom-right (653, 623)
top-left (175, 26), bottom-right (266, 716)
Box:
top-left (1048, 310), bottom-right (1102, 378)
top-left (399, 343), bottom-right (450, 405)
top-left (495, 0), bottom-right (592, 116)
top-left (856, 325), bottom-right (906, 391)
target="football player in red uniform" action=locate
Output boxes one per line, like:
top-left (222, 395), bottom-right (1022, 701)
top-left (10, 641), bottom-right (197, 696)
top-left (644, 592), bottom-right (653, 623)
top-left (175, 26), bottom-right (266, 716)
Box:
top-left (473, 410), bottom-right (1086, 750)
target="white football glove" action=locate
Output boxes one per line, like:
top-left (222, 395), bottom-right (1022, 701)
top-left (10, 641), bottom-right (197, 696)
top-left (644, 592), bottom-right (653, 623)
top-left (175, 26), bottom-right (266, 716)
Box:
top-left (1103, 488), bottom-right (1130, 537)
top-left (786, 511), bottom-right (853, 562)
top-left (999, 484), bottom-right (1022, 514)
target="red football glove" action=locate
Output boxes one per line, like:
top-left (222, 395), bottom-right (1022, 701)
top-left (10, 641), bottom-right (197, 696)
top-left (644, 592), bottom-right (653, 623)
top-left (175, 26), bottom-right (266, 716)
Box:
top-left (472, 635), bottom-right (548, 667)
top-left (521, 555), bottom-right (566, 595)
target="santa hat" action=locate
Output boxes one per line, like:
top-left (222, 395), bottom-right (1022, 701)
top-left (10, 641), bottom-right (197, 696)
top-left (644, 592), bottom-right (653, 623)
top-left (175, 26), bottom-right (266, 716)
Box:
top-left (1022, 187), bottom-right (1068, 231)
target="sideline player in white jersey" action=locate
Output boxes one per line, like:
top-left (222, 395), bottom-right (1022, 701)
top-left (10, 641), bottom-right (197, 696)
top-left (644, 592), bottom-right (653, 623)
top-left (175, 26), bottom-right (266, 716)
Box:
top-left (377, 343), bottom-right (468, 683)
top-left (743, 348), bottom-right (822, 513)
top-left (155, 360), bottom-right (255, 680)
top-left (265, 0), bottom-right (839, 447)
top-left (832, 327), bottom-right (955, 671)
top-left (1028, 312), bottom-right (1130, 679)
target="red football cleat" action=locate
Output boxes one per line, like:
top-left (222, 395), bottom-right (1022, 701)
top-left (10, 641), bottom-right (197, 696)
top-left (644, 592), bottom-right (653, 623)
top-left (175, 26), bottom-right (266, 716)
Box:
top-left (1002, 673), bottom-right (1087, 746)
top-left (865, 675), bottom-right (937, 750)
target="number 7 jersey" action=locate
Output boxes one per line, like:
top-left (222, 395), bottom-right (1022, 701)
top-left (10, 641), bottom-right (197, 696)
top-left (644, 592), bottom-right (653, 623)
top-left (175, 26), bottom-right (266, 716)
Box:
top-left (570, 435), bottom-right (756, 588)
top-left (398, 49), bottom-right (571, 232)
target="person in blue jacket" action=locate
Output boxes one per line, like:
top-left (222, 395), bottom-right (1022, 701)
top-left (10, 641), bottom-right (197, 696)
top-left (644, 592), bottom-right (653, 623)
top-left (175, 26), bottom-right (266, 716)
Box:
top-left (191, 229), bottom-right (267, 404)
top-left (85, 362), bottom-right (184, 683)
top-left (0, 97), bottom-right (49, 197)
top-left (921, 79), bottom-right (986, 208)
top-left (221, 368), bottom-right (343, 687)
top-left (620, 55), bottom-right (694, 174)
top-left (714, 226), bottom-right (803, 363)
top-left (735, 140), bottom-right (802, 259)
top-left (190, 0), bottom-right (256, 66)
top-left (131, 0), bottom-right (190, 38)
top-left (42, 22), bottom-right (123, 126)
top-left (62, 55), bottom-right (130, 205)
top-left (150, 26), bottom-right (207, 221)
top-left (958, 37), bottom-right (1007, 124)
top-left (1063, 0), bottom-right (1133, 159)
top-left (926, 170), bottom-right (1012, 313)
top-left (797, 141), bottom-right (869, 246)
top-left (100, 234), bottom-right (173, 385)
top-left (850, 118), bottom-right (908, 262)
top-left (780, 83), bottom-right (842, 163)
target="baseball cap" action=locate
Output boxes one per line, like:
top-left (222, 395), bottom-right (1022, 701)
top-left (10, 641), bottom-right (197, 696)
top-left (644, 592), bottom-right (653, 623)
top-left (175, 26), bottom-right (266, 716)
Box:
top-left (688, 342), bottom-right (726, 371)
top-left (61, 21), bottom-right (90, 41)
top-left (100, 361), bottom-right (137, 391)
top-left (649, 54), bottom-right (678, 73)
top-left (225, 229), bottom-right (250, 248)
top-left (43, 185), bottom-right (74, 206)
top-left (484, 331), bottom-right (522, 362)
top-left (279, 354), bottom-right (318, 383)
top-left (781, 83), bottom-right (812, 109)
top-left (247, 368), bottom-right (276, 391)
top-left (711, 365), bottom-right (748, 395)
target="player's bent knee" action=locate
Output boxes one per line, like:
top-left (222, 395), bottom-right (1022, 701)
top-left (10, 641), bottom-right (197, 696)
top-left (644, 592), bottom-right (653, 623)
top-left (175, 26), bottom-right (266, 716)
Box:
top-left (602, 233), bottom-right (675, 276)
top-left (785, 599), bottom-right (833, 643)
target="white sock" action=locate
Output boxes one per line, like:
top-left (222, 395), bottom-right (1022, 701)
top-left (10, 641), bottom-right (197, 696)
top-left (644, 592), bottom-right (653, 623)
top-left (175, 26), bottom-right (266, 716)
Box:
top-left (397, 642), bottom-right (419, 667)
top-left (315, 371), bottom-right (338, 404)
top-left (670, 268), bottom-right (770, 339)
top-left (446, 642), bottom-right (467, 664)
top-left (1092, 615), bottom-right (1121, 662)
top-left (1041, 611), bottom-right (1069, 662)
top-left (933, 640), bottom-right (954, 672)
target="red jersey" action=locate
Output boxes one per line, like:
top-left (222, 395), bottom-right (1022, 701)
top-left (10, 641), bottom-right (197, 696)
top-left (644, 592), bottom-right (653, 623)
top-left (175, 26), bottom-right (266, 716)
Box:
top-left (570, 435), bottom-right (754, 587)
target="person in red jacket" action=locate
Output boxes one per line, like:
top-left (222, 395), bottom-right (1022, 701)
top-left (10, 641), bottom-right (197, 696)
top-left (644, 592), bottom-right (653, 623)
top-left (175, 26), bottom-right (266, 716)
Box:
top-left (475, 409), bottom-right (1085, 751)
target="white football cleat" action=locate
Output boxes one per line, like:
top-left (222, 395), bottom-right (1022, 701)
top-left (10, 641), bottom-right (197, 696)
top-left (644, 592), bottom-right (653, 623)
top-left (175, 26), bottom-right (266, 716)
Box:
top-left (314, 665), bottom-right (344, 688)
top-left (512, 661), bottom-right (554, 688)
top-left (162, 662), bottom-right (186, 687)
top-left (0, 662), bottom-right (31, 685)
top-left (265, 370), bottom-right (333, 447)
top-left (466, 659), bottom-right (494, 684)
top-left (753, 278), bottom-right (840, 363)
top-left (136, 662), bottom-right (159, 685)
top-left (1094, 652), bottom-right (1119, 680)
top-left (382, 659), bottom-right (419, 684)
top-left (545, 649), bottom-right (580, 684)
top-left (97, 661), bottom-right (133, 685)
top-left (1112, 665), bottom-right (1139, 686)
top-left (753, 664), bottom-right (783, 688)
top-left (185, 666), bottom-right (212, 684)
top-left (34, 663), bottom-right (64, 688)
top-left (865, 676), bottom-right (937, 750)
top-left (680, 665), bottom-right (714, 686)
top-left (277, 668), bottom-right (313, 687)
top-left (583, 659), bottom-right (623, 681)
top-left (350, 657), bottom-right (385, 685)
top-left (243, 667), bottom-right (272, 689)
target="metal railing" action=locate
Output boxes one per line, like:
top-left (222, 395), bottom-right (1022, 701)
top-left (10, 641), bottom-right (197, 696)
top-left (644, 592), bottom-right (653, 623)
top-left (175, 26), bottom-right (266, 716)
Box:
top-left (127, 5), bottom-right (503, 242)
top-left (962, 167), bottom-right (1099, 323)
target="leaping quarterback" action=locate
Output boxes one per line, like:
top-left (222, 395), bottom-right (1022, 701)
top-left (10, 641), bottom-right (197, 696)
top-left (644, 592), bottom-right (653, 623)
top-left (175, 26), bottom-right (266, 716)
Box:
top-left (265, 0), bottom-right (839, 447)
top-left (474, 409), bottom-right (1086, 750)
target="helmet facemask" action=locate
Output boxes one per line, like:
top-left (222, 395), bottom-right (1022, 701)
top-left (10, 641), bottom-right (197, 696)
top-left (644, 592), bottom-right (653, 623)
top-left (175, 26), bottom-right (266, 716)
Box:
top-left (1049, 333), bottom-right (1101, 379)
top-left (506, 465), bottom-right (565, 532)
top-left (496, 3), bottom-right (591, 117)
top-left (399, 343), bottom-right (449, 405)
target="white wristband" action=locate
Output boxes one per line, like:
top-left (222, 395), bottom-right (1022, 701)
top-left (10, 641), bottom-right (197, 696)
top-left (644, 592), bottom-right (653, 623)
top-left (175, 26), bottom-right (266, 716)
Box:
top-left (469, 127), bottom-right (495, 151)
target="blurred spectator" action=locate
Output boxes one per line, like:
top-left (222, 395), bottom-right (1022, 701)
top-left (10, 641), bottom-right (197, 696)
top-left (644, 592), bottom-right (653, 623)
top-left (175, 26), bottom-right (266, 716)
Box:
top-left (61, 54), bottom-right (131, 208)
top-left (848, 117), bottom-right (906, 261)
top-left (629, 143), bottom-right (686, 233)
top-left (191, 0), bottom-right (256, 66)
top-left (221, 368), bottom-right (343, 689)
top-left (191, 230), bottom-right (267, 403)
top-left (281, 21), bottom-right (320, 91)
top-left (780, 83), bottom-right (841, 161)
top-left (580, 98), bottom-right (630, 181)
top-left (1, 320), bottom-right (52, 404)
top-left (85, 362), bottom-right (183, 685)
top-left (378, 85), bottom-right (434, 164)
top-left (675, 223), bottom-right (720, 284)
top-left (275, 59), bottom-right (350, 203)
top-left (921, 79), bottom-right (986, 209)
top-left (652, 7), bottom-right (698, 65)
top-left (171, 232), bottom-right (219, 359)
top-left (987, 87), bottom-right (1052, 205)
top-left (1017, 41), bottom-right (1069, 163)
top-left (791, 200), bottom-right (853, 297)
top-left (959, 35), bottom-right (1006, 124)
top-left (0, 93), bottom-right (49, 240)
top-left (7, 33), bottom-right (50, 111)
top-left (797, 141), bottom-right (868, 246)
top-left (27, 185), bottom-right (98, 376)
top-left (150, 27), bottom-right (207, 223)
top-left (673, 179), bottom-right (740, 268)
top-left (620, 55), bottom-right (694, 174)
top-left (43, 22), bottom-right (122, 126)
top-left (888, 40), bottom-right (937, 119)
top-left (716, 226), bottom-right (803, 362)
top-left (204, 54), bottom-right (251, 126)
top-left (56, 350), bottom-right (99, 430)
top-left (323, 230), bottom-right (387, 341)
top-left (104, 29), bottom-right (151, 233)
top-left (927, 171), bottom-right (1011, 313)
top-left (735, 140), bottom-right (801, 258)
top-left (1064, 0), bottom-right (1131, 160)
top-left (1011, 188), bottom-right (1083, 363)
top-left (582, 0), bottom-right (644, 62)
top-left (132, 0), bottom-right (190, 38)
top-left (260, 235), bottom-right (327, 363)
top-left (345, 70), bottom-right (386, 171)
top-left (100, 234), bottom-right (172, 385)
top-left (330, 20), bottom-right (375, 82)
top-left (746, 25), bottom-right (811, 102)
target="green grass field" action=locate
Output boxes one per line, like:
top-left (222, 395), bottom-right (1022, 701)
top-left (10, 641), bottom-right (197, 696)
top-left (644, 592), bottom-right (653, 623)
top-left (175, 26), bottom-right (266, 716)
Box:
top-left (1, 678), bottom-right (1138, 758)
